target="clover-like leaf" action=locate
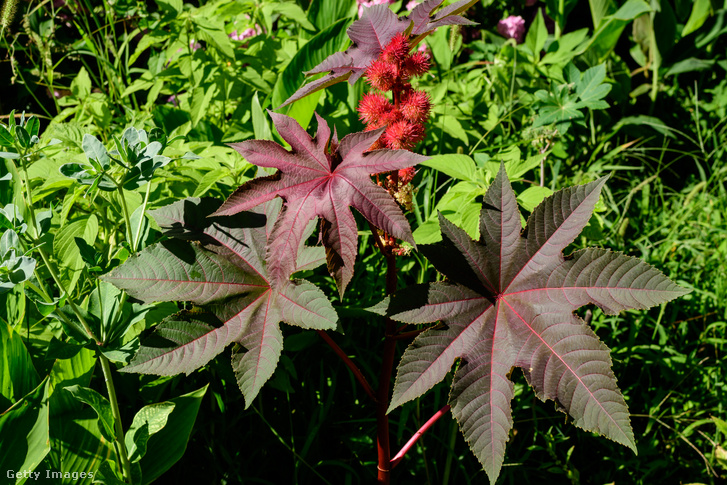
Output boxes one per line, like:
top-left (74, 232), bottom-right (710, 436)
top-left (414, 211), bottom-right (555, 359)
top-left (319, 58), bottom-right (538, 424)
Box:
top-left (376, 164), bottom-right (689, 484)
top-left (281, 1), bottom-right (477, 107)
top-left (213, 112), bottom-right (427, 294)
top-left (103, 197), bottom-right (338, 407)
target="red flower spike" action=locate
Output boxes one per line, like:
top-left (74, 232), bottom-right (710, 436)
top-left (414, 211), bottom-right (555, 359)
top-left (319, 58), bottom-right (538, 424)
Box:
top-left (401, 90), bottom-right (431, 123)
top-left (359, 93), bottom-right (393, 126)
top-left (366, 60), bottom-right (397, 92)
top-left (398, 167), bottom-right (416, 185)
top-left (382, 33), bottom-right (411, 64)
top-left (402, 51), bottom-right (430, 78)
top-left (384, 120), bottom-right (425, 150)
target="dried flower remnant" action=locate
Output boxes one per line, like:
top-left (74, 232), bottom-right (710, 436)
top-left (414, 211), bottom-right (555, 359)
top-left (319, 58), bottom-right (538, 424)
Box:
top-left (497, 15), bottom-right (526, 43)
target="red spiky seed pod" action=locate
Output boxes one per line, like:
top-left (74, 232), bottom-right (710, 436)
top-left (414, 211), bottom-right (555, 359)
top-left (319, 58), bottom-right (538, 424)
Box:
top-left (382, 33), bottom-right (410, 64)
top-left (402, 51), bottom-right (430, 78)
top-left (366, 59), bottom-right (397, 92)
top-left (400, 90), bottom-right (431, 123)
top-left (384, 120), bottom-right (425, 150)
top-left (398, 166), bottom-right (416, 185)
top-left (358, 93), bottom-right (393, 127)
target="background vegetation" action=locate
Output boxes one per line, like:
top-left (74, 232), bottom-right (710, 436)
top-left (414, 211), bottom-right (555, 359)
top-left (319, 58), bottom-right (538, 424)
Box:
top-left (1, 0), bottom-right (725, 483)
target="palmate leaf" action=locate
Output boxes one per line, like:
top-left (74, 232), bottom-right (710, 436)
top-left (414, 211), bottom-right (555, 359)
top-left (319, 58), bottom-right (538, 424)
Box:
top-left (281, 1), bottom-right (477, 107)
top-left (376, 164), bottom-right (689, 483)
top-left (103, 198), bottom-right (337, 407)
top-left (213, 112), bottom-right (427, 294)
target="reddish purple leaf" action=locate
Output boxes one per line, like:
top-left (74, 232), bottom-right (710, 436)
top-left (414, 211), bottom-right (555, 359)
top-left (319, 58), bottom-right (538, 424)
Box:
top-left (215, 112), bottom-right (427, 294)
top-left (375, 164), bottom-right (689, 483)
top-left (103, 198), bottom-right (337, 407)
top-left (281, 1), bottom-right (477, 107)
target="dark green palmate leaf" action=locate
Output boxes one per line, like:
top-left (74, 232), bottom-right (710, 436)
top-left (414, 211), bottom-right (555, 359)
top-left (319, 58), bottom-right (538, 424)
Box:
top-left (103, 198), bottom-right (336, 407)
top-left (376, 164), bottom-right (689, 484)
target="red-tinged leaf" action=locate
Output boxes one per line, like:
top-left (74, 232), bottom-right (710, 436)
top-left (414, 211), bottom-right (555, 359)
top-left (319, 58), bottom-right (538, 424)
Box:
top-left (103, 198), bottom-right (337, 407)
top-left (379, 163), bottom-right (690, 484)
top-left (281, 5), bottom-right (407, 107)
top-left (450, 320), bottom-right (516, 482)
top-left (282, 2), bottom-right (478, 106)
top-left (215, 112), bottom-right (427, 294)
top-left (407, 0), bottom-right (478, 36)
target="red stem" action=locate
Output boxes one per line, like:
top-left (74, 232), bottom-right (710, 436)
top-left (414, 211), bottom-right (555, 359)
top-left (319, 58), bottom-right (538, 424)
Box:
top-left (369, 221), bottom-right (399, 484)
top-left (390, 404), bottom-right (451, 468)
top-left (317, 330), bottom-right (377, 402)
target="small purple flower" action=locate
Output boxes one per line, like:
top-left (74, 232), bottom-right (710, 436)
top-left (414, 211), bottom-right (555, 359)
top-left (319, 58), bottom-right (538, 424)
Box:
top-left (497, 15), bottom-right (526, 44)
top-left (357, 0), bottom-right (395, 18)
top-left (167, 95), bottom-right (178, 106)
top-left (189, 39), bottom-right (202, 51)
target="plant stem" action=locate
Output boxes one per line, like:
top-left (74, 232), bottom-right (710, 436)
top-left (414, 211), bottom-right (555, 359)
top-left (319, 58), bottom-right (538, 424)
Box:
top-left (116, 184), bottom-right (134, 248)
top-left (390, 404), bottom-right (451, 468)
top-left (100, 354), bottom-right (134, 484)
top-left (316, 330), bottom-right (377, 402)
top-left (369, 222), bottom-right (399, 484)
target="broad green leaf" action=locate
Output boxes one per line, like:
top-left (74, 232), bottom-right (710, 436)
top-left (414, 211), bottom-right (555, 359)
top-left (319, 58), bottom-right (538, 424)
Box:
top-left (420, 154), bottom-right (476, 182)
top-left (251, 92), bottom-right (273, 141)
top-left (576, 64), bottom-right (611, 106)
top-left (54, 215), bottom-right (99, 293)
top-left (125, 402), bottom-right (176, 463)
top-left (0, 378), bottom-right (51, 484)
top-left (665, 57), bottom-right (715, 76)
top-left (540, 28), bottom-right (590, 66)
top-left (272, 17), bottom-right (352, 115)
top-left (139, 385), bottom-right (207, 485)
top-left (64, 385), bottom-right (116, 443)
top-left (82, 134), bottom-right (110, 169)
top-left (262, 3), bottom-right (316, 32)
top-left (190, 83), bottom-right (219, 127)
top-left (306, 0), bottom-right (355, 31)
top-left (524, 9), bottom-right (548, 59)
top-left (49, 346), bottom-right (97, 417)
top-left (588, 0), bottom-right (616, 29)
top-left (71, 67), bottom-right (91, 98)
top-left (516, 185), bottom-right (553, 212)
top-left (0, 125), bottom-right (13, 146)
top-left (682, 0), bottom-right (711, 37)
top-left (1, 321), bottom-right (40, 409)
top-left (194, 17), bottom-right (235, 59)
top-left (586, 0), bottom-right (651, 60)
top-left (48, 408), bottom-right (113, 485)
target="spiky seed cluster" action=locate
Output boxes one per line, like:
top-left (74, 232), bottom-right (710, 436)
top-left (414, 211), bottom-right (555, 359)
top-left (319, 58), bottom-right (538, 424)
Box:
top-left (358, 33), bottom-right (431, 255)
top-left (358, 33), bottom-right (431, 152)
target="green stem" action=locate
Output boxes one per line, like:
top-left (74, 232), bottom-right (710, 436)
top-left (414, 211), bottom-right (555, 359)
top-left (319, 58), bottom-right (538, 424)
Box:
top-left (100, 354), bottom-right (134, 483)
top-left (116, 184), bottom-right (134, 248)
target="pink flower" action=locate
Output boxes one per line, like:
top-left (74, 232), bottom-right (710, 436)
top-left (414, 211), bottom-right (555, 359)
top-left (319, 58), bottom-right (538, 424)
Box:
top-left (497, 15), bottom-right (526, 43)
top-left (406, 1), bottom-right (419, 11)
top-left (229, 26), bottom-right (261, 41)
top-left (189, 39), bottom-right (202, 51)
top-left (357, 0), bottom-right (394, 18)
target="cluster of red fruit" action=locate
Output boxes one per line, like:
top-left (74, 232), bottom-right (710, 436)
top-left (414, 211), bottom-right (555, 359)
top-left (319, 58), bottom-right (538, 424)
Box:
top-left (359, 33), bottom-right (431, 255)
top-left (358, 33), bottom-right (431, 151)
